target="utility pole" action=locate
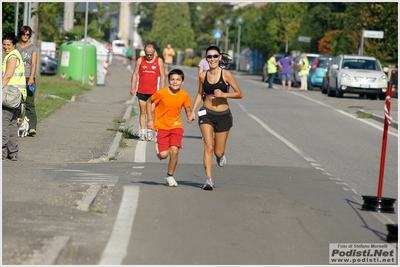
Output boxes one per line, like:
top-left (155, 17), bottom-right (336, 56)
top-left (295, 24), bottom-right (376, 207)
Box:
top-left (64, 2), bottom-right (75, 32)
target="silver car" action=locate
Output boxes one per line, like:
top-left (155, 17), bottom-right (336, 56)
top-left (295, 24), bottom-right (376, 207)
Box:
top-left (327, 54), bottom-right (389, 100)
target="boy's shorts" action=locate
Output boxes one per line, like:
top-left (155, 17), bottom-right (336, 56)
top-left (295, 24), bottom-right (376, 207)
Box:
top-left (198, 106), bottom-right (233, 132)
top-left (155, 128), bottom-right (184, 153)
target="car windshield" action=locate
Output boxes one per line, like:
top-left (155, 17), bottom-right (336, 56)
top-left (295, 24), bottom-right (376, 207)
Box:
top-left (342, 59), bottom-right (381, 71)
top-left (317, 59), bottom-right (333, 69)
top-left (115, 43), bottom-right (125, 47)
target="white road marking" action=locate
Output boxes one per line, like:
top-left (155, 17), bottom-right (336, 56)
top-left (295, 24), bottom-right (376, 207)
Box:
top-left (247, 113), bottom-right (316, 162)
top-left (134, 141), bottom-right (147, 162)
top-left (99, 185), bottom-right (140, 265)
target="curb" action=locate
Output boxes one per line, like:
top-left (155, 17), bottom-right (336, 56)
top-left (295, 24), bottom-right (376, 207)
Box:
top-left (357, 109), bottom-right (398, 129)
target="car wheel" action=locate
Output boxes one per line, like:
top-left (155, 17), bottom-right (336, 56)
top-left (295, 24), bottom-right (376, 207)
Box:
top-left (336, 90), bottom-right (344, 98)
top-left (327, 86), bottom-right (335, 97)
top-left (378, 94), bottom-right (386, 100)
top-left (307, 82), bottom-right (314, 91)
top-left (369, 94), bottom-right (378, 100)
top-left (321, 80), bottom-right (328, 94)
top-left (359, 94), bottom-right (365, 98)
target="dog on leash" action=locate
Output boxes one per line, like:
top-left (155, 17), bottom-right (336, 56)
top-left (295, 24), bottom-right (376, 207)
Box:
top-left (18, 116), bottom-right (30, 137)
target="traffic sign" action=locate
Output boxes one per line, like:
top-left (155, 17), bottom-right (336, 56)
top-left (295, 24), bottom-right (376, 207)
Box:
top-left (363, 30), bottom-right (384, 39)
top-left (213, 30), bottom-right (223, 39)
top-left (298, 36), bottom-right (312, 43)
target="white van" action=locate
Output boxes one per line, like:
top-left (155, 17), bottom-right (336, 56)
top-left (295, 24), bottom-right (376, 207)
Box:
top-left (112, 40), bottom-right (126, 56)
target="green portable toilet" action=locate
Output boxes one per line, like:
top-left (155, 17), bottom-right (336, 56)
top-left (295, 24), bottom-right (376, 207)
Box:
top-left (58, 41), bottom-right (97, 86)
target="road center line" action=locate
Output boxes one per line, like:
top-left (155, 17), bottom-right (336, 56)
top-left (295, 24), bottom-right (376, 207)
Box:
top-left (99, 185), bottom-right (140, 265)
top-left (247, 113), bottom-right (316, 162)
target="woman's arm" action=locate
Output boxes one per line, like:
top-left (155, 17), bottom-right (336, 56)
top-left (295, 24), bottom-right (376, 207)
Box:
top-left (188, 72), bottom-right (206, 121)
top-left (28, 50), bottom-right (38, 85)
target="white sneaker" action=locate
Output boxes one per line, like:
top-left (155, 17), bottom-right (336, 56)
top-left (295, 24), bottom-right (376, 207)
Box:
top-left (203, 177), bottom-right (214, 190)
top-left (139, 133), bottom-right (146, 141)
top-left (165, 176), bottom-right (178, 187)
top-left (147, 130), bottom-right (154, 142)
top-left (216, 155), bottom-right (226, 167)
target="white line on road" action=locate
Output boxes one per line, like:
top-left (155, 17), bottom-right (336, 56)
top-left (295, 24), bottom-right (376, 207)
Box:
top-left (247, 113), bottom-right (316, 162)
top-left (134, 141), bottom-right (147, 162)
top-left (99, 185), bottom-right (140, 265)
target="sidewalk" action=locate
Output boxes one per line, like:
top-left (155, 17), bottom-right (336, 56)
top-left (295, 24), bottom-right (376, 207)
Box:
top-left (2, 62), bottom-right (135, 265)
top-left (16, 62), bottom-right (134, 163)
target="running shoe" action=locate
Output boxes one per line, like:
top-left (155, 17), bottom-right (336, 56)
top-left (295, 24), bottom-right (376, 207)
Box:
top-left (147, 130), bottom-right (154, 142)
top-left (165, 176), bottom-right (178, 187)
top-left (203, 178), bottom-right (214, 190)
top-left (139, 133), bottom-right (146, 141)
top-left (216, 155), bottom-right (226, 167)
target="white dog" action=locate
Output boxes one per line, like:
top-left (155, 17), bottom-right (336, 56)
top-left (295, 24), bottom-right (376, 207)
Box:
top-left (18, 116), bottom-right (30, 137)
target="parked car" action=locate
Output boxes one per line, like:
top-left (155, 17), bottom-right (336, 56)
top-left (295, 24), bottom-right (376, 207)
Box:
top-left (292, 53), bottom-right (321, 87)
top-left (321, 59), bottom-right (334, 94)
top-left (262, 53), bottom-right (284, 83)
top-left (40, 54), bottom-right (58, 75)
top-left (307, 56), bottom-right (334, 90)
top-left (326, 54), bottom-right (389, 100)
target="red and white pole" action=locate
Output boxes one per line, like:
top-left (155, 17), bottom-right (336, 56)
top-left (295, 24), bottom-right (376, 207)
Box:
top-left (377, 82), bottom-right (393, 198)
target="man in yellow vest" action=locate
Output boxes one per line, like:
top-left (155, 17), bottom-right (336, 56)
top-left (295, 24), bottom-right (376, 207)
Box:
top-left (267, 51), bottom-right (278, 89)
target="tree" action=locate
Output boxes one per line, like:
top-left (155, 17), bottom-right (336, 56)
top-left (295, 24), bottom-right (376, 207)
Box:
top-left (147, 3), bottom-right (195, 54)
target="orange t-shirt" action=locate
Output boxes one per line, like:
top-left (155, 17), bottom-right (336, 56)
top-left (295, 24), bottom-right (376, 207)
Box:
top-left (151, 87), bottom-right (192, 131)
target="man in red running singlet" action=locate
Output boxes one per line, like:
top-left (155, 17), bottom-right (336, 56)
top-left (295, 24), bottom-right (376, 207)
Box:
top-left (130, 44), bottom-right (165, 141)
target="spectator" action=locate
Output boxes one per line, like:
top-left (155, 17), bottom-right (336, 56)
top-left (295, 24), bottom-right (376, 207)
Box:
top-left (267, 51), bottom-right (278, 89)
top-left (146, 69), bottom-right (193, 187)
top-left (2, 32), bottom-right (26, 161)
top-left (298, 53), bottom-right (310, 91)
top-left (277, 52), bottom-right (294, 91)
top-left (130, 44), bottom-right (165, 141)
top-left (125, 45), bottom-right (133, 70)
top-left (17, 25), bottom-right (38, 136)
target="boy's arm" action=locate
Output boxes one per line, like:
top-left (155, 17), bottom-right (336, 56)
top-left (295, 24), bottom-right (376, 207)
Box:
top-left (184, 106), bottom-right (193, 123)
top-left (146, 97), bottom-right (154, 129)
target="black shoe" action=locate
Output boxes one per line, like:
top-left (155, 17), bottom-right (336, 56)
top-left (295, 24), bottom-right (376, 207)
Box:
top-left (9, 156), bottom-right (17, 161)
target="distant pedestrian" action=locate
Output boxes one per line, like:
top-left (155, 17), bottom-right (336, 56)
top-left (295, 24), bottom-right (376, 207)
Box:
top-left (2, 32), bottom-right (26, 161)
top-left (189, 45), bottom-right (243, 190)
top-left (130, 44), bottom-right (165, 141)
top-left (267, 51), bottom-right (278, 89)
top-left (146, 69), bottom-right (193, 187)
top-left (298, 53), bottom-right (309, 91)
top-left (17, 25), bottom-right (38, 135)
top-left (125, 45), bottom-right (133, 70)
top-left (278, 52), bottom-right (294, 91)
top-left (162, 44), bottom-right (175, 77)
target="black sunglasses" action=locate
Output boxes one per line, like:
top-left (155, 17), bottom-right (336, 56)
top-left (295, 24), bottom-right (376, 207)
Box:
top-left (207, 54), bottom-right (219, 59)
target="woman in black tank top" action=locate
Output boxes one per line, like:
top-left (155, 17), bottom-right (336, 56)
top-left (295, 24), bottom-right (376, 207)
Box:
top-left (188, 45), bottom-right (243, 190)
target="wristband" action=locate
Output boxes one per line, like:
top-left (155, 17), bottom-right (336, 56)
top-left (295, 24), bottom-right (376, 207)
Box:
top-left (146, 119), bottom-right (153, 123)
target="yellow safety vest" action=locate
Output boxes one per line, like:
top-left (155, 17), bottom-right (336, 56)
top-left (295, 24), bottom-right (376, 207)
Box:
top-left (2, 49), bottom-right (27, 102)
top-left (299, 57), bottom-right (310, 76)
top-left (267, 56), bottom-right (277, 74)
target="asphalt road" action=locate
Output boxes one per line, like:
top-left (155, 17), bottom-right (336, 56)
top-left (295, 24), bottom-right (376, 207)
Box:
top-left (2, 58), bottom-right (398, 265)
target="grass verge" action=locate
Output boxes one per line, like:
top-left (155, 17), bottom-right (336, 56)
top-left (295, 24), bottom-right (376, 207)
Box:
top-left (36, 75), bottom-right (91, 123)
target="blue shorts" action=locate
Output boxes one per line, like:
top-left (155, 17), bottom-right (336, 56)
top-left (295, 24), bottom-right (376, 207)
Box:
top-left (281, 74), bottom-right (291, 82)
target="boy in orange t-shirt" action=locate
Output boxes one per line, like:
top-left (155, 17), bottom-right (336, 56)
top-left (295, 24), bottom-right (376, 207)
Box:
top-left (146, 69), bottom-right (193, 187)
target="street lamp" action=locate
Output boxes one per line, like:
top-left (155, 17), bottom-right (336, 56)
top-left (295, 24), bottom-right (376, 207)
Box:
top-left (236, 17), bottom-right (244, 71)
top-left (215, 19), bottom-right (222, 47)
top-left (224, 18), bottom-right (231, 53)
